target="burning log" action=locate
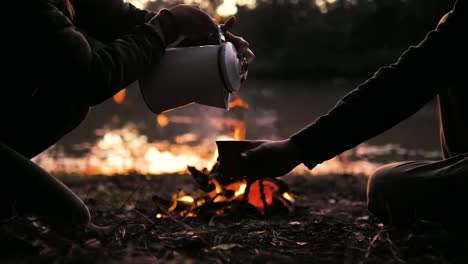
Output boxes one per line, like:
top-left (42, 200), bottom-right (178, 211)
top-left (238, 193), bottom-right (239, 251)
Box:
top-left (187, 166), bottom-right (215, 192)
top-left (153, 165), bottom-right (295, 219)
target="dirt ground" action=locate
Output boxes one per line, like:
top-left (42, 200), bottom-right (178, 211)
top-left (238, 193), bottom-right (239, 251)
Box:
top-left (1, 173), bottom-right (467, 264)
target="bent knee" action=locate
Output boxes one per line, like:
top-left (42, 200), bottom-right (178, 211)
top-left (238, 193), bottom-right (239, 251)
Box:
top-left (47, 188), bottom-right (91, 228)
top-left (366, 163), bottom-right (407, 223)
top-left (367, 163), bottom-right (402, 199)
top-left (437, 12), bottom-right (449, 28)
top-left (74, 201), bottom-right (91, 227)
top-left (50, 200), bottom-right (91, 230)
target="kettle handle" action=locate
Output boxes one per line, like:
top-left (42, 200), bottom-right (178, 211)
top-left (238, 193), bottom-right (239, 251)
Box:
top-left (167, 35), bottom-right (186, 48)
top-left (217, 25), bottom-right (226, 43)
top-left (166, 25), bottom-right (225, 48)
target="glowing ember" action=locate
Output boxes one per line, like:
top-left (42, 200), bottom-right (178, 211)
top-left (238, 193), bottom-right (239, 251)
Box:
top-left (177, 196), bottom-right (195, 203)
top-left (113, 89), bottom-right (126, 104)
top-left (234, 183), bottom-right (247, 196)
top-left (282, 192), bottom-right (295, 203)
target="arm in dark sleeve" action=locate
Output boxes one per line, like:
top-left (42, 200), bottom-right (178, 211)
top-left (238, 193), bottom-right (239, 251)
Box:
top-left (42, 4), bottom-right (177, 106)
top-left (72, 0), bottom-right (159, 41)
top-left (290, 0), bottom-right (465, 169)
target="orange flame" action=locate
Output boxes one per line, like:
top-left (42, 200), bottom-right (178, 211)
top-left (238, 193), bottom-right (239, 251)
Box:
top-left (232, 124), bottom-right (246, 141)
top-left (157, 114), bottom-right (170, 128)
top-left (229, 94), bottom-right (249, 109)
top-left (227, 94), bottom-right (248, 140)
top-left (113, 89), bottom-right (126, 104)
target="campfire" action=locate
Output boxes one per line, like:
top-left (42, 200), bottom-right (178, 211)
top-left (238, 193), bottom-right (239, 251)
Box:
top-left (152, 94), bottom-right (296, 218)
top-left (153, 165), bottom-right (296, 219)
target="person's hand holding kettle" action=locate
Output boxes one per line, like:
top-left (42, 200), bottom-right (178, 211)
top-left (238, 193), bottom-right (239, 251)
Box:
top-left (220, 16), bottom-right (255, 82)
top-left (166, 5), bottom-right (219, 44)
top-left (141, 5), bottom-right (255, 114)
top-left (151, 5), bottom-right (255, 70)
top-left (220, 17), bottom-right (255, 65)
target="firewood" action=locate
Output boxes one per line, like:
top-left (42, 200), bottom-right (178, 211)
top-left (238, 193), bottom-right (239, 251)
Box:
top-left (187, 166), bottom-right (215, 192)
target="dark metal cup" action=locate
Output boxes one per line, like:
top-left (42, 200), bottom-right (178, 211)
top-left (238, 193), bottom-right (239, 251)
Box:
top-left (215, 140), bottom-right (267, 181)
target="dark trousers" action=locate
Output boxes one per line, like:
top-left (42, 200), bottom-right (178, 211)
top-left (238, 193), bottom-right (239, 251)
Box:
top-left (367, 87), bottom-right (468, 229)
top-left (0, 102), bottom-right (91, 228)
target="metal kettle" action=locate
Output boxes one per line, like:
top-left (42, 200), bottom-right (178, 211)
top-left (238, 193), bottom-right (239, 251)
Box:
top-left (139, 28), bottom-right (247, 114)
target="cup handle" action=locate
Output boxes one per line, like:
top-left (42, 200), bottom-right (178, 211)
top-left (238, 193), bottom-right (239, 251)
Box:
top-left (167, 35), bottom-right (187, 48)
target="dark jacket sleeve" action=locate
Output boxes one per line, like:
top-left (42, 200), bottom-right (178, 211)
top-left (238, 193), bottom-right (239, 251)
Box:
top-left (72, 0), bottom-right (156, 42)
top-left (290, 0), bottom-right (466, 169)
top-left (37, 1), bottom-right (176, 106)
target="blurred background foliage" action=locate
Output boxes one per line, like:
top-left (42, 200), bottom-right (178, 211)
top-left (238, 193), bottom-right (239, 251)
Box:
top-left (131, 0), bottom-right (455, 80)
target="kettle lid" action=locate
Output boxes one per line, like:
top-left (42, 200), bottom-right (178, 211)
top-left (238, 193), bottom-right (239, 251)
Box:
top-left (219, 42), bottom-right (242, 93)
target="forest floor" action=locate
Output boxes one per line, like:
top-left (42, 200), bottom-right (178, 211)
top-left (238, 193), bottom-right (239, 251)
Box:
top-left (1, 173), bottom-right (467, 264)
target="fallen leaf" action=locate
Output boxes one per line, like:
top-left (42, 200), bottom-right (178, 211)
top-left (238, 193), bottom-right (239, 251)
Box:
top-left (353, 232), bottom-right (365, 242)
top-left (211, 243), bottom-right (242, 251)
top-left (356, 215), bottom-right (369, 221)
top-left (118, 227), bottom-right (126, 239)
top-left (124, 204), bottom-right (135, 211)
top-left (39, 247), bottom-right (54, 256)
top-left (84, 239), bottom-right (101, 249)
top-left (288, 221), bottom-right (302, 227)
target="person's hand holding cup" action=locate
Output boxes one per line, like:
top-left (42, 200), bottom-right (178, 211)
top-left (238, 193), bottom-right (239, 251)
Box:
top-left (216, 139), bottom-right (303, 181)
